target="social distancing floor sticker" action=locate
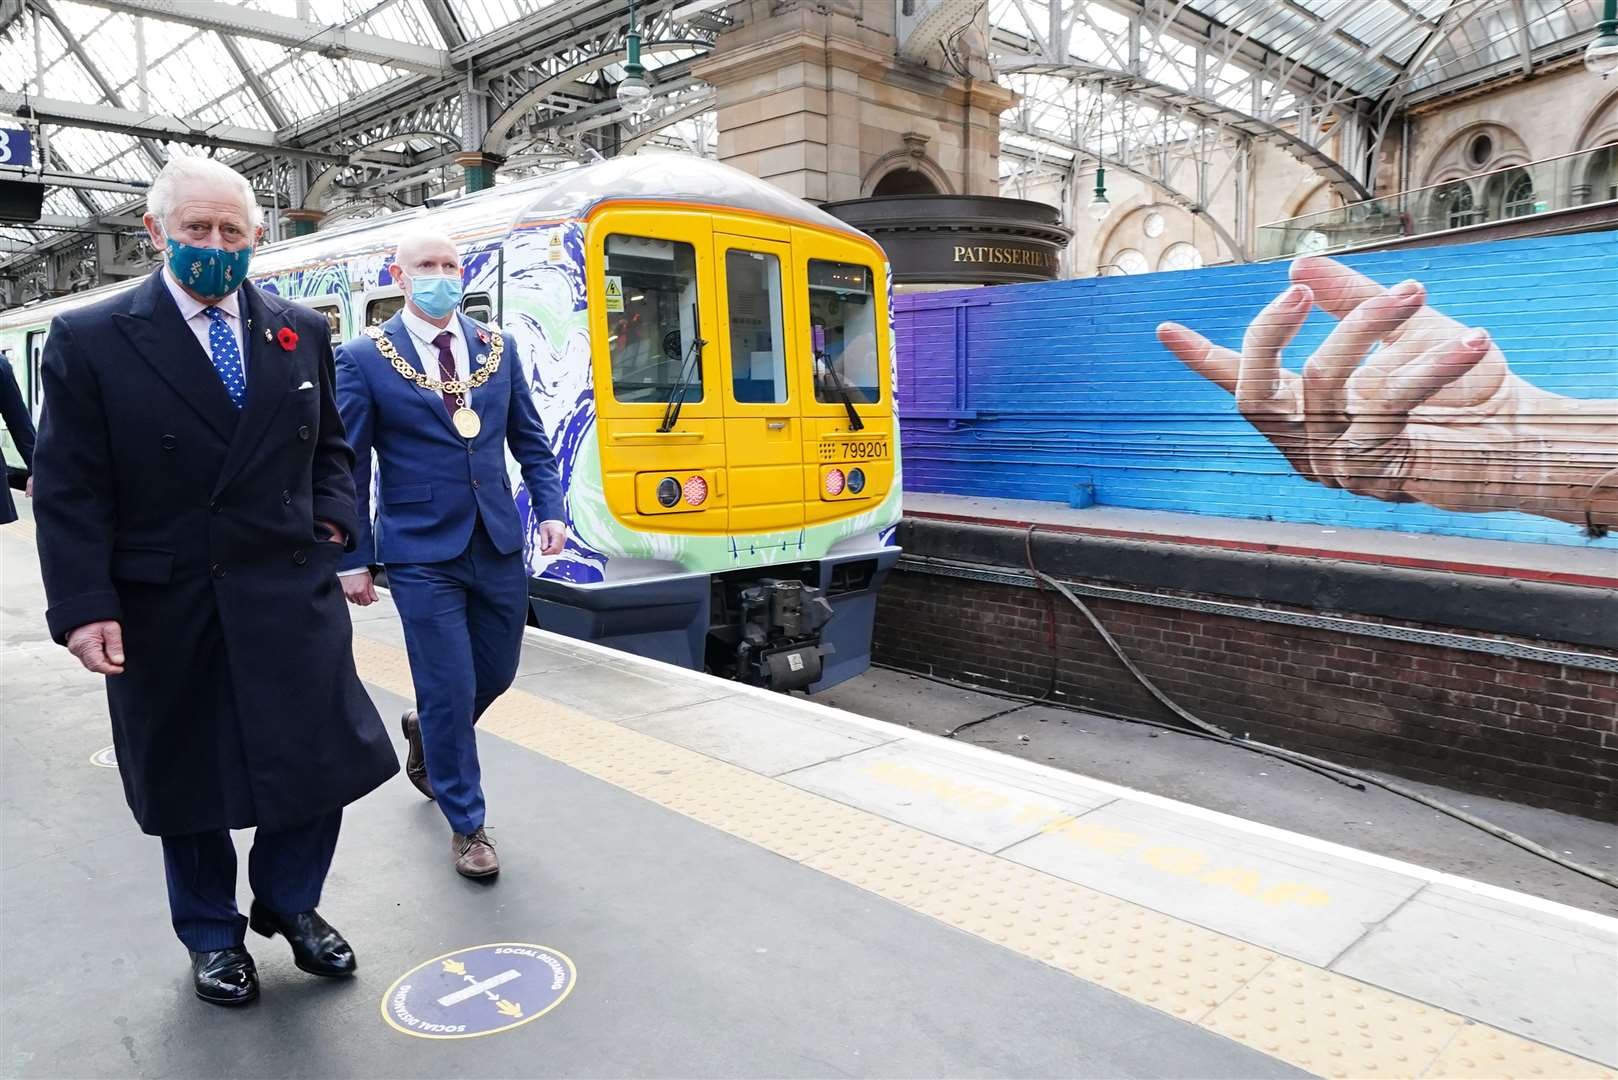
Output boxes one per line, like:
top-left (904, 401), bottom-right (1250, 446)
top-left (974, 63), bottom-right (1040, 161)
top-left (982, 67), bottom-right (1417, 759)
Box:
top-left (381, 943), bottom-right (576, 1040)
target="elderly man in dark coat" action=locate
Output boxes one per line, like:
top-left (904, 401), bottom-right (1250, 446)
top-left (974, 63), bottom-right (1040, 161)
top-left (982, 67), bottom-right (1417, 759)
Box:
top-left (31, 156), bottom-right (398, 1008)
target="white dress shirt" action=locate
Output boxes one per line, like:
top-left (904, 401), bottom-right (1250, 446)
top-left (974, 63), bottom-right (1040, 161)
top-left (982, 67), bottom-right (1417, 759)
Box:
top-left (400, 305), bottom-right (470, 401)
top-left (161, 268), bottom-right (246, 372)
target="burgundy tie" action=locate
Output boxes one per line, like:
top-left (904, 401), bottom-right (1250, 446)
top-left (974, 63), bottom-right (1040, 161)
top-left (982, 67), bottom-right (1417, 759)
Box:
top-left (432, 331), bottom-right (457, 416)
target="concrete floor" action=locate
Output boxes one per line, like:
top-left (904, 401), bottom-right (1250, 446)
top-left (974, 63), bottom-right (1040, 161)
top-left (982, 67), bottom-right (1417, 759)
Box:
top-left (5, 507), bottom-right (1615, 1079)
top-left (0, 527), bottom-right (1301, 1080)
top-left (816, 667), bottom-right (1618, 917)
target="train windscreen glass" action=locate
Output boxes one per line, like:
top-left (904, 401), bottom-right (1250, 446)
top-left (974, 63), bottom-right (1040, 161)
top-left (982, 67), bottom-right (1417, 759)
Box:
top-left (807, 260), bottom-right (880, 404)
top-left (605, 235), bottom-right (703, 404)
top-left (725, 250), bottom-right (788, 404)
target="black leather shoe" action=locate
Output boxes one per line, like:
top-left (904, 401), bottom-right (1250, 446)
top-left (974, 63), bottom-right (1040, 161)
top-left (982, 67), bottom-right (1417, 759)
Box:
top-left (190, 946), bottom-right (259, 1006)
top-left (248, 900), bottom-right (356, 977)
top-left (401, 710), bottom-right (434, 800)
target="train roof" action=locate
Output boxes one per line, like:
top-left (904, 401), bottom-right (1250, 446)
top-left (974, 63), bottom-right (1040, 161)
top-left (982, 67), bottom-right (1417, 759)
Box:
top-left (249, 154), bottom-right (876, 276)
top-left (0, 155), bottom-right (879, 329)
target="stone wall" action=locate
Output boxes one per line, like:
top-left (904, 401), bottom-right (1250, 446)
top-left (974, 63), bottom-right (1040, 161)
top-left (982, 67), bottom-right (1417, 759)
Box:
top-left (694, 0), bottom-right (1010, 203)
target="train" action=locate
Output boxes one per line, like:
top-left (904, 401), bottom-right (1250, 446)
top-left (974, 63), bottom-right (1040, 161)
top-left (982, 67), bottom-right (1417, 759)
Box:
top-left (0, 155), bottom-right (902, 692)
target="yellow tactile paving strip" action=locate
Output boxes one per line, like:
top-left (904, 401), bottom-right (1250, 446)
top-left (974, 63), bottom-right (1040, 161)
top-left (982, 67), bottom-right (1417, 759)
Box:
top-left (347, 632), bottom-right (1614, 1080)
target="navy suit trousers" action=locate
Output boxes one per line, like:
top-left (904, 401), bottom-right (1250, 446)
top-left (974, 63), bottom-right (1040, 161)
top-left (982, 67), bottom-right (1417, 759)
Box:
top-left (161, 810), bottom-right (342, 951)
top-left (387, 520), bottom-right (528, 835)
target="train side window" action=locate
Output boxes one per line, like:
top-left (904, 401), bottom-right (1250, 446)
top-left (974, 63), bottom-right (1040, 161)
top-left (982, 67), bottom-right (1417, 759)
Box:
top-left (604, 234), bottom-right (702, 405)
top-left (725, 249), bottom-right (787, 404)
top-left (807, 260), bottom-right (881, 404)
top-left (462, 291), bottom-right (493, 324)
top-left (367, 295), bottom-right (404, 326)
top-left (302, 299), bottom-right (343, 345)
top-left (25, 329), bottom-right (45, 409)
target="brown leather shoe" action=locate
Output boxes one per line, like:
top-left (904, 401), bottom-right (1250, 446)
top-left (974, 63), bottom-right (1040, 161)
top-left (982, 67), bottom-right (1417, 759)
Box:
top-left (452, 827), bottom-right (499, 879)
top-left (400, 710), bottom-right (434, 800)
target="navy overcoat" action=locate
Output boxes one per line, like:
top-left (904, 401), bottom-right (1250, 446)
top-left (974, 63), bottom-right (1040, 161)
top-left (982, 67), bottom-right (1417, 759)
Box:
top-left (32, 269), bottom-right (398, 836)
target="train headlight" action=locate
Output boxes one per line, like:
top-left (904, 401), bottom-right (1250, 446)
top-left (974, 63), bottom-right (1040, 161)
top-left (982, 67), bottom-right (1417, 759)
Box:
top-left (847, 468), bottom-right (866, 495)
top-left (657, 477), bottom-right (681, 508)
top-left (825, 469), bottom-right (846, 496)
top-left (683, 475), bottom-right (709, 506)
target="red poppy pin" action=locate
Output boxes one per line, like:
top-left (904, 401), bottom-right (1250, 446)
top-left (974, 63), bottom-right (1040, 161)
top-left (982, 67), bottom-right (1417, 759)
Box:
top-left (476, 329), bottom-right (490, 345)
top-left (277, 326), bottom-right (299, 351)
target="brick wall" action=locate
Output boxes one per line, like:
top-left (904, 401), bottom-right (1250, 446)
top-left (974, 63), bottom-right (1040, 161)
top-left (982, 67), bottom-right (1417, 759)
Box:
top-left (874, 568), bottom-right (1618, 821)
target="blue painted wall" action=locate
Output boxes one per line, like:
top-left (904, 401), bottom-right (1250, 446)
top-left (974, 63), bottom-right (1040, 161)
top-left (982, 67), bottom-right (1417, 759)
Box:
top-left (894, 231), bottom-right (1618, 548)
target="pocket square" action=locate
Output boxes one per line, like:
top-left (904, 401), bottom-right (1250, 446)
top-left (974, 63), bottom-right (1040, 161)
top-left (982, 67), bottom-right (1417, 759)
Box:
top-left (296, 380), bottom-right (315, 390)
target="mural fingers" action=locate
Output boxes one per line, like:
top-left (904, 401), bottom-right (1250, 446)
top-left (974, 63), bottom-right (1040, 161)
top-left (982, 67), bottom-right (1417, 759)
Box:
top-left (1237, 284), bottom-right (1311, 415)
top-left (1289, 256), bottom-right (1393, 320)
top-left (1156, 322), bottom-right (1239, 393)
top-left (1302, 281), bottom-right (1428, 480)
top-left (1347, 330), bottom-right (1491, 423)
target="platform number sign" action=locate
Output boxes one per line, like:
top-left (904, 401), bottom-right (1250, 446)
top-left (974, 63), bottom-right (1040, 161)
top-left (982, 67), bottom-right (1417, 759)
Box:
top-left (0, 127), bottom-right (32, 167)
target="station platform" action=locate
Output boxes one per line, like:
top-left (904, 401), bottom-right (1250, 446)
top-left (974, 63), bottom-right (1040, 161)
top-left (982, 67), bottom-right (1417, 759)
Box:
top-left (902, 493), bottom-right (1618, 589)
top-left (3, 513), bottom-right (1616, 1079)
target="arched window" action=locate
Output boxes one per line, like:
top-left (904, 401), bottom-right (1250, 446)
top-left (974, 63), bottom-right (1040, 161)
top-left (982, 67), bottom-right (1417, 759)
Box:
top-left (1106, 249), bottom-right (1149, 275)
top-left (1158, 242), bottom-right (1203, 272)
top-left (1501, 171), bottom-right (1536, 217)
top-left (872, 169), bottom-right (940, 196)
top-left (1577, 145), bottom-right (1616, 205)
top-left (1435, 181), bottom-right (1478, 229)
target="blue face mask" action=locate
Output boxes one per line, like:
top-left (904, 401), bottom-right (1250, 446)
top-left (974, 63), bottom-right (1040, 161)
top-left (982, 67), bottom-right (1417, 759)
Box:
top-left (408, 274), bottom-right (463, 319)
top-left (164, 236), bottom-right (253, 298)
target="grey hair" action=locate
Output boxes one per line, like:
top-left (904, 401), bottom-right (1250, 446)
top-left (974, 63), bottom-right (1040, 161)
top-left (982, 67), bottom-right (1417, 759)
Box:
top-left (146, 156), bottom-right (265, 231)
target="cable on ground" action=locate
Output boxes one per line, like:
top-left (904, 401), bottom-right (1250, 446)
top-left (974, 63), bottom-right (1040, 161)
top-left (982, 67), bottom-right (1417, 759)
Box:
top-left (916, 525), bottom-right (1616, 891)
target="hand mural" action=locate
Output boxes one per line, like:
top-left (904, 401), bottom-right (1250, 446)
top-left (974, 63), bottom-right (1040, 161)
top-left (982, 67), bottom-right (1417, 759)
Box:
top-left (1157, 256), bottom-right (1618, 534)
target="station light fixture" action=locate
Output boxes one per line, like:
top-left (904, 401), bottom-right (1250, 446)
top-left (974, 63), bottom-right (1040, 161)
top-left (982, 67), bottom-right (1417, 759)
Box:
top-left (617, 0), bottom-right (654, 118)
top-left (1588, 0), bottom-right (1618, 77)
top-left (1087, 165), bottom-right (1111, 222)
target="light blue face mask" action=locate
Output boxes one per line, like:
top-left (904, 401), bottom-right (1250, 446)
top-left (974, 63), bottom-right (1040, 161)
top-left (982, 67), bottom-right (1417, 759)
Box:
top-left (165, 236), bottom-right (253, 298)
top-left (408, 273), bottom-right (463, 319)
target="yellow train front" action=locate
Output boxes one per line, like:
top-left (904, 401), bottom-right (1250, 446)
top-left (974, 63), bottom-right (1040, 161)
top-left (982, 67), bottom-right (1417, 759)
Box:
top-left (486, 157), bottom-right (903, 692)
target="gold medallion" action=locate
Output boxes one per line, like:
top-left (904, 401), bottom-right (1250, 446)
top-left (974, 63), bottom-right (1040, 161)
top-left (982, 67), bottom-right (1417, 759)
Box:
top-left (452, 407), bottom-right (481, 439)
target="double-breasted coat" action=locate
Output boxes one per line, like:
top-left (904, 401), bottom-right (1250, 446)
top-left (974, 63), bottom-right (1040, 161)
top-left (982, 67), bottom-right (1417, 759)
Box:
top-left (32, 269), bottom-right (399, 836)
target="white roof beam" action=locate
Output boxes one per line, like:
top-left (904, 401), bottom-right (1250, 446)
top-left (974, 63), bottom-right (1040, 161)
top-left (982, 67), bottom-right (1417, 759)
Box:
top-left (67, 0), bottom-right (452, 75)
top-left (32, 0), bottom-right (169, 169)
top-left (1, 92), bottom-right (347, 162)
top-left (0, 165), bottom-right (150, 195)
top-left (216, 32), bottom-right (291, 129)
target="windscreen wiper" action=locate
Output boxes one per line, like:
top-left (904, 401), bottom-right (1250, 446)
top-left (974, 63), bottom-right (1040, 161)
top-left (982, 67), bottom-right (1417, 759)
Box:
top-left (812, 324), bottom-right (864, 432)
top-left (658, 324), bottom-right (706, 433)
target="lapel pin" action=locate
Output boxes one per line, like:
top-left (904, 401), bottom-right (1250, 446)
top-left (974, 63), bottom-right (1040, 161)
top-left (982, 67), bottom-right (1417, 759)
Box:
top-left (263, 328), bottom-right (273, 343)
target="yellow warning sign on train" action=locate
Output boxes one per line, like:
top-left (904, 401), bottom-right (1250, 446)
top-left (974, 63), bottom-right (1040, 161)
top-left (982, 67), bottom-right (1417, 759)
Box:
top-left (603, 275), bottom-right (624, 313)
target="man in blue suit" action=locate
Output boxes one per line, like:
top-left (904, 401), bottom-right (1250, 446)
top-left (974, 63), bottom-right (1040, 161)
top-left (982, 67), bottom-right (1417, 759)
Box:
top-left (335, 229), bottom-right (565, 879)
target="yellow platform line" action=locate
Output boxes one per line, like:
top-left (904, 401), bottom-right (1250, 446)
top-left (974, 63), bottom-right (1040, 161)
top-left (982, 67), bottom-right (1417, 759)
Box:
top-left (348, 634), bottom-right (1614, 1080)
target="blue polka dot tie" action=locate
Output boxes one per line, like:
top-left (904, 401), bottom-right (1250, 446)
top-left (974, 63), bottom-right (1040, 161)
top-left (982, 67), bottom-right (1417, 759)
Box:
top-left (203, 306), bottom-right (246, 409)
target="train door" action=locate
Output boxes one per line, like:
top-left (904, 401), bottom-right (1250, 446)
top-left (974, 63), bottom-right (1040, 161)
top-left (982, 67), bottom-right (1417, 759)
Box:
top-left (713, 231), bottom-right (803, 534)
top-left (791, 230), bottom-right (895, 525)
top-left (25, 329), bottom-right (45, 411)
top-left (588, 210), bottom-right (727, 533)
